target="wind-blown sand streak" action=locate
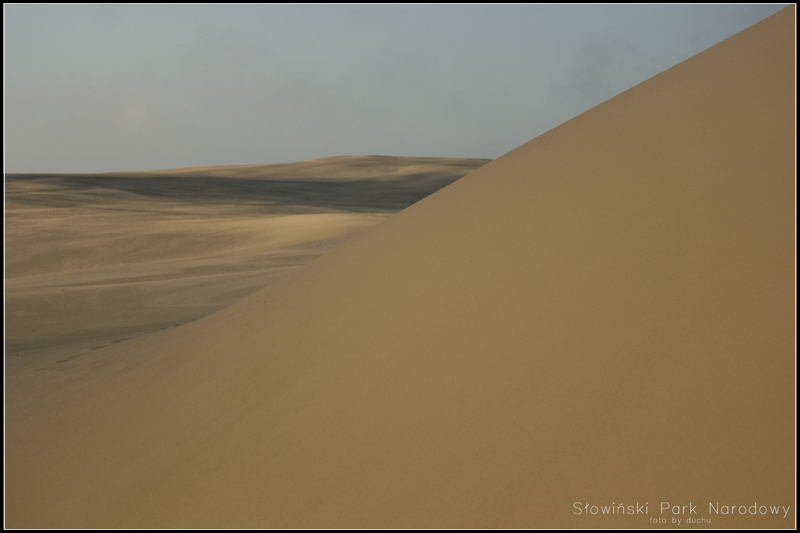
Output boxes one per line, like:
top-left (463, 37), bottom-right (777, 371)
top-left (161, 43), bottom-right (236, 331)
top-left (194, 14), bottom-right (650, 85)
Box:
top-left (4, 7), bottom-right (795, 528)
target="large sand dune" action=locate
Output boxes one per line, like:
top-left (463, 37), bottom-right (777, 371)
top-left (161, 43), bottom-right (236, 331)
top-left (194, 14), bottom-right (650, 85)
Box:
top-left (5, 7), bottom-right (795, 529)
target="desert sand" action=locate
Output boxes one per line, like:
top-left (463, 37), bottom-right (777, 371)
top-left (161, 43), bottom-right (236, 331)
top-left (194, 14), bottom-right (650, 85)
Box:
top-left (6, 156), bottom-right (487, 366)
top-left (4, 6), bottom-right (795, 529)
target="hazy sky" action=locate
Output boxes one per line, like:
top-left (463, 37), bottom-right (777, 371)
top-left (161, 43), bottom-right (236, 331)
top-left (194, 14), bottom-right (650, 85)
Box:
top-left (4, 4), bottom-right (788, 173)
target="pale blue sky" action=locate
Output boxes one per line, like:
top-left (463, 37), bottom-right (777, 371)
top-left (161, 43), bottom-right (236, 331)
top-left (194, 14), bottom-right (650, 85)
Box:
top-left (4, 4), bottom-right (788, 173)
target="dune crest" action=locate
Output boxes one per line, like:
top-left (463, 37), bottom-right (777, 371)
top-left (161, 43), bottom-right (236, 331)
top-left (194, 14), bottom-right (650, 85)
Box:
top-left (5, 7), bottom-right (794, 528)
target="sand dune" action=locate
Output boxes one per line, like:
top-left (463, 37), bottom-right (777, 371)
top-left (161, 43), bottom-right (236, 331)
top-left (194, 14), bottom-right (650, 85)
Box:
top-left (5, 7), bottom-right (795, 529)
top-left (5, 156), bottom-right (487, 364)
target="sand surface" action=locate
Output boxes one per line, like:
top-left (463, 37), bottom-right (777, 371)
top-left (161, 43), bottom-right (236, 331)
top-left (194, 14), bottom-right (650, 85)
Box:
top-left (6, 156), bottom-right (487, 366)
top-left (4, 7), bottom-right (795, 529)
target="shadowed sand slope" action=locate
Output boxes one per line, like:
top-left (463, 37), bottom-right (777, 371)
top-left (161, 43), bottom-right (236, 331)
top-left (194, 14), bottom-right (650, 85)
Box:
top-left (5, 7), bottom-right (795, 529)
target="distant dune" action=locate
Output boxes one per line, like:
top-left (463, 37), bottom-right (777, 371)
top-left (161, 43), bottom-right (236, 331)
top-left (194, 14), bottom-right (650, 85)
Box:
top-left (5, 6), bottom-right (794, 529)
top-left (6, 156), bottom-right (488, 363)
